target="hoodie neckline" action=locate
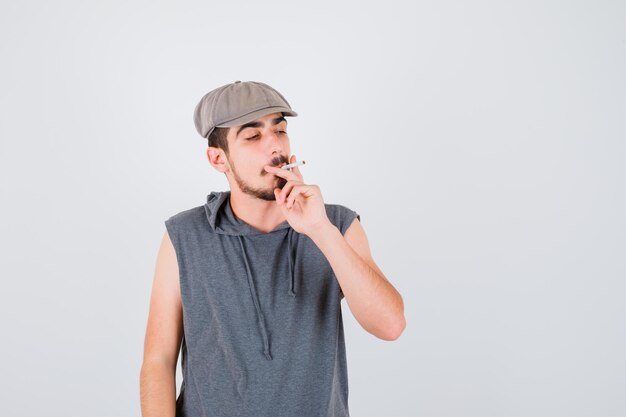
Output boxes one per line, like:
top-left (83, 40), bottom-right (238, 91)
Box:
top-left (204, 190), bottom-right (291, 236)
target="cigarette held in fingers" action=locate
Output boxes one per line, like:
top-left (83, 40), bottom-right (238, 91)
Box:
top-left (281, 161), bottom-right (306, 170)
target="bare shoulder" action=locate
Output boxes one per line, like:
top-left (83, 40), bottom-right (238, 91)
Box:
top-left (343, 218), bottom-right (389, 283)
top-left (142, 230), bottom-right (183, 368)
top-left (344, 216), bottom-right (370, 259)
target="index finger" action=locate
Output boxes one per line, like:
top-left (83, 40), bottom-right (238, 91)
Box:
top-left (264, 165), bottom-right (300, 181)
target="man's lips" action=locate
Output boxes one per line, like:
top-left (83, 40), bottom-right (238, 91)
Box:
top-left (268, 162), bottom-right (287, 169)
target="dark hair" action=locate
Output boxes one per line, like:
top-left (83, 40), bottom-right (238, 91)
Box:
top-left (208, 127), bottom-right (230, 155)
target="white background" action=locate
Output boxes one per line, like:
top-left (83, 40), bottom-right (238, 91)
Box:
top-left (1, 1), bottom-right (625, 416)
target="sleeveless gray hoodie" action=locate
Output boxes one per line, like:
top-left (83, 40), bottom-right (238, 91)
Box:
top-left (164, 190), bottom-right (360, 417)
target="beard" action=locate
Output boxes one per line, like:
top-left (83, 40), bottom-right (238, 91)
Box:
top-left (229, 155), bottom-right (289, 201)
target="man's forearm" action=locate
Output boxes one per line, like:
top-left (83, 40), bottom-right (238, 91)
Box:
top-left (140, 360), bottom-right (177, 417)
top-left (310, 223), bottom-right (405, 340)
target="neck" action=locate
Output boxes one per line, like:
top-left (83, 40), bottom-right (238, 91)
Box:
top-left (228, 188), bottom-right (286, 233)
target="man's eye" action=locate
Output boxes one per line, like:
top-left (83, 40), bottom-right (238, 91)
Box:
top-left (245, 131), bottom-right (285, 140)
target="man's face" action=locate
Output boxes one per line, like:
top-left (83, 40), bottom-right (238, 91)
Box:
top-left (224, 112), bottom-right (291, 201)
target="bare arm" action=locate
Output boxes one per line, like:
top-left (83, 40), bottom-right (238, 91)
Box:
top-left (309, 218), bottom-right (406, 341)
top-left (140, 230), bottom-right (184, 417)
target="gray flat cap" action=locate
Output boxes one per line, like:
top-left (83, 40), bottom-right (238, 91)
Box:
top-left (193, 80), bottom-right (298, 139)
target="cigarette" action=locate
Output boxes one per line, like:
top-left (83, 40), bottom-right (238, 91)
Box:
top-left (281, 161), bottom-right (306, 170)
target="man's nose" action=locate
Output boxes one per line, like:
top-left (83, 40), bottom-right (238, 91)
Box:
top-left (266, 130), bottom-right (282, 152)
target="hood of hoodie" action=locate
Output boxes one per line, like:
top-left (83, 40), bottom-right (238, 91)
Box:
top-left (204, 190), bottom-right (292, 236)
top-left (203, 190), bottom-right (299, 361)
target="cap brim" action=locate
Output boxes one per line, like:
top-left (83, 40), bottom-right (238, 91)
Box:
top-left (216, 106), bottom-right (298, 128)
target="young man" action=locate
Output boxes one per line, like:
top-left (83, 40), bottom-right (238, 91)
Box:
top-left (140, 80), bottom-right (405, 417)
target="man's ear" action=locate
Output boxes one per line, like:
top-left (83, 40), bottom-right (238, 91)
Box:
top-left (206, 147), bottom-right (229, 173)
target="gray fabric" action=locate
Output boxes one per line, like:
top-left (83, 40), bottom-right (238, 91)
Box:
top-left (164, 190), bottom-right (360, 417)
top-left (193, 80), bottom-right (298, 140)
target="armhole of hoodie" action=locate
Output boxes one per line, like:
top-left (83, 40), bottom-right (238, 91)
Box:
top-left (164, 217), bottom-right (185, 290)
top-left (339, 207), bottom-right (360, 236)
top-left (338, 206), bottom-right (360, 300)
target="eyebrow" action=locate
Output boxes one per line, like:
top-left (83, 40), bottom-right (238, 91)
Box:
top-left (236, 116), bottom-right (287, 137)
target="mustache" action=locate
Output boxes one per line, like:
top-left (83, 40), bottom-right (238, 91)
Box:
top-left (262, 155), bottom-right (290, 175)
top-left (269, 155), bottom-right (290, 167)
